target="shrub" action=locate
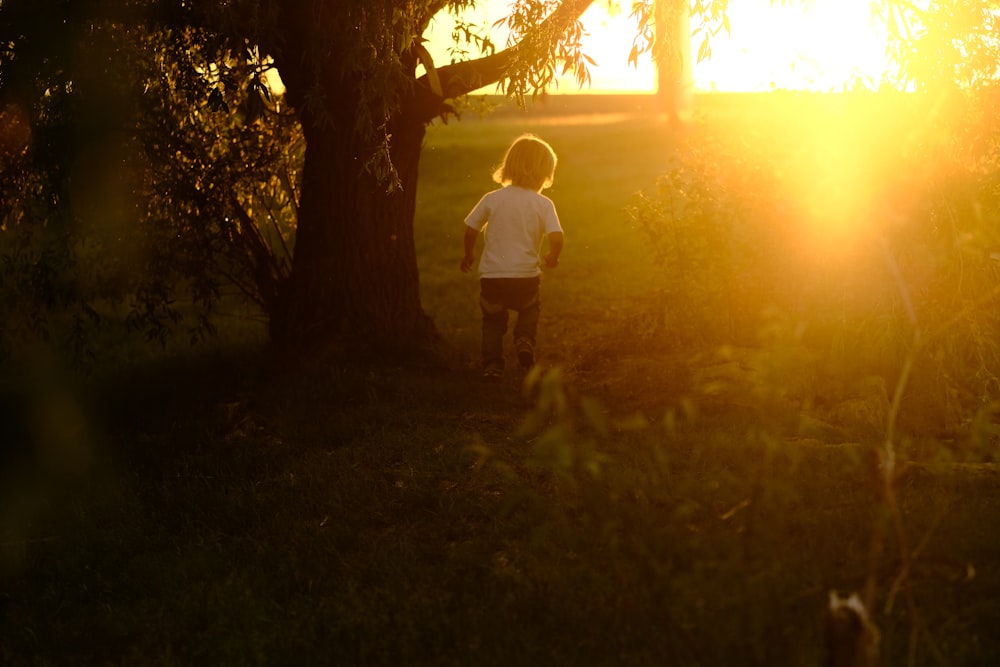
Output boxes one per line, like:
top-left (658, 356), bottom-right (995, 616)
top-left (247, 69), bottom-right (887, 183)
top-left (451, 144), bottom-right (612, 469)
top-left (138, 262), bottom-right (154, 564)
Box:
top-left (630, 93), bottom-right (1000, 446)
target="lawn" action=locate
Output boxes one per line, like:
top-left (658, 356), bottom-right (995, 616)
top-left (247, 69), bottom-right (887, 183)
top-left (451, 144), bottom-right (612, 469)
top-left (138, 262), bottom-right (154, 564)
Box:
top-left (2, 93), bottom-right (999, 666)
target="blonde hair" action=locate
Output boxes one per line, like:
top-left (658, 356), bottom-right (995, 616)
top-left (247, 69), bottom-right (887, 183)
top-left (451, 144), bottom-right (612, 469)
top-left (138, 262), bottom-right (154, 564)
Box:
top-left (492, 134), bottom-right (557, 191)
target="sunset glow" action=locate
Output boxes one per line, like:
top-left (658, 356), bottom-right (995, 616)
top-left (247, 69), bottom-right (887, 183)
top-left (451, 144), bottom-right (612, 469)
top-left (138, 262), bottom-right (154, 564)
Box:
top-left (693, 0), bottom-right (893, 92)
top-left (425, 0), bottom-right (896, 93)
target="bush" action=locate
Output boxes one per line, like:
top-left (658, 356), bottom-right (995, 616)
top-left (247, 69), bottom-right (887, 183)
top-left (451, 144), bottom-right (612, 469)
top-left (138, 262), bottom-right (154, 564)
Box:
top-left (630, 93), bottom-right (1000, 446)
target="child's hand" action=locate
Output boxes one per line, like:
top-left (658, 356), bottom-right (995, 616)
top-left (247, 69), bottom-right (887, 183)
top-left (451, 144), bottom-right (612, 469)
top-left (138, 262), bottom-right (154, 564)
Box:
top-left (460, 254), bottom-right (475, 273)
top-left (543, 253), bottom-right (559, 269)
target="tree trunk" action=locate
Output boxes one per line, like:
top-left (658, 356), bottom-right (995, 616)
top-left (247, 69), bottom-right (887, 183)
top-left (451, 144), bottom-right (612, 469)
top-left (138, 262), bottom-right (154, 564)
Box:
top-left (269, 96), bottom-right (437, 354)
top-left (655, 0), bottom-right (693, 125)
top-left (268, 0), bottom-right (597, 357)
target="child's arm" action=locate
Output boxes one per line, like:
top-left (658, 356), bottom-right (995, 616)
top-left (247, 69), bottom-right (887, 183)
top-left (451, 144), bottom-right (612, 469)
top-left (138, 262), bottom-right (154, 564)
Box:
top-left (543, 231), bottom-right (563, 269)
top-left (460, 226), bottom-right (479, 273)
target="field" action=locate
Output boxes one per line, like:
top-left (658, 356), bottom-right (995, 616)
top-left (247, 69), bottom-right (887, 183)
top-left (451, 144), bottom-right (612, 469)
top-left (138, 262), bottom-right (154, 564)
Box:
top-left (2, 94), bottom-right (999, 665)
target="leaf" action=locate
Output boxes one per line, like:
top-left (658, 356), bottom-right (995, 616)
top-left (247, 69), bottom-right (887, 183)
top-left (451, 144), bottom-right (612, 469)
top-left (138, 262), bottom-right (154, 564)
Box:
top-left (207, 87), bottom-right (228, 112)
top-left (697, 36), bottom-right (712, 63)
top-left (257, 77), bottom-right (272, 102)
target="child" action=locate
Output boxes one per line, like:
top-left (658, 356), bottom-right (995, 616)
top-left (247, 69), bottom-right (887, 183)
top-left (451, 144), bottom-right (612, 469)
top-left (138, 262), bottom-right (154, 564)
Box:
top-left (460, 133), bottom-right (564, 380)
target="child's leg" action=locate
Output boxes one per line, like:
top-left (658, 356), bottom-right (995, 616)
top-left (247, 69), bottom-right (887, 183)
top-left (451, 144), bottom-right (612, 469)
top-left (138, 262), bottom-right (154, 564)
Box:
top-left (511, 278), bottom-right (541, 368)
top-left (480, 289), bottom-right (509, 371)
top-left (512, 296), bottom-right (540, 344)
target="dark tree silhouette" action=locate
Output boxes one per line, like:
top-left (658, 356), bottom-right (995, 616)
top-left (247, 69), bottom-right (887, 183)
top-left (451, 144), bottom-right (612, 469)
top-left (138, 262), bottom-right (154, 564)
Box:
top-left (0, 0), bottom-right (603, 357)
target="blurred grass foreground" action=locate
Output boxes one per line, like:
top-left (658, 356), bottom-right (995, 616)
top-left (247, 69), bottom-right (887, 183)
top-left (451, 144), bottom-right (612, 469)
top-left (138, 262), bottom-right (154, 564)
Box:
top-left (3, 92), bottom-right (1000, 665)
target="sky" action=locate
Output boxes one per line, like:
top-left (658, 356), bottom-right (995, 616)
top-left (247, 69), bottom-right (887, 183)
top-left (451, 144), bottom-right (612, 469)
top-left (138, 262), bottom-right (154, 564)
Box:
top-left (422, 0), bottom-right (893, 93)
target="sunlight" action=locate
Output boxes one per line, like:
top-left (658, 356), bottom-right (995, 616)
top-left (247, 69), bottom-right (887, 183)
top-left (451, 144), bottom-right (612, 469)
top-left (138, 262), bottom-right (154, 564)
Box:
top-left (572, 2), bottom-right (657, 93)
top-left (698, 0), bottom-right (893, 92)
top-left (425, 1), bottom-right (897, 93)
top-left (262, 65), bottom-right (286, 97)
top-left (421, 0), bottom-right (655, 93)
top-left (763, 93), bottom-right (916, 257)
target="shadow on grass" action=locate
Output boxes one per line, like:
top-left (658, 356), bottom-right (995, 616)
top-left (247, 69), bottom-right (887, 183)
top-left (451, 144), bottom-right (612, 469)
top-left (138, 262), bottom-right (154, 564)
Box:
top-left (2, 337), bottom-right (997, 666)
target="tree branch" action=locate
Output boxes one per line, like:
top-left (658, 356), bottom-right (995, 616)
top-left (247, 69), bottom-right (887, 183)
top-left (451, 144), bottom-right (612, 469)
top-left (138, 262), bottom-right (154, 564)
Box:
top-left (412, 0), bottom-right (596, 122)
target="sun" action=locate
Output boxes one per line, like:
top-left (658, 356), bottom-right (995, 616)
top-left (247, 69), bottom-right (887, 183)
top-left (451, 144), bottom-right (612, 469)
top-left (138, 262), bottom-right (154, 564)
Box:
top-left (571, 0), bottom-right (895, 93)
top-left (425, 0), bottom-right (897, 93)
top-left (562, 0), bottom-right (897, 93)
top-left (690, 0), bottom-right (894, 92)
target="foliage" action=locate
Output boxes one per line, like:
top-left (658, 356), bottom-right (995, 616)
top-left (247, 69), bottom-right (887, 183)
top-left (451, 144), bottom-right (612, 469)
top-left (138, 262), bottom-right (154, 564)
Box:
top-left (629, 90), bottom-right (1000, 444)
top-left (0, 10), bottom-right (300, 364)
top-left (624, 0), bottom-right (734, 83)
top-left (133, 26), bottom-right (300, 324)
top-left (497, 0), bottom-right (596, 95)
top-left (883, 0), bottom-right (1000, 92)
top-left (626, 127), bottom-right (787, 346)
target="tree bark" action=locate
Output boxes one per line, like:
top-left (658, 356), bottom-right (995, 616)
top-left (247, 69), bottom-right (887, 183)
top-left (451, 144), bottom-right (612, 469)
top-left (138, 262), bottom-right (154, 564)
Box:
top-left (270, 92), bottom-right (436, 354)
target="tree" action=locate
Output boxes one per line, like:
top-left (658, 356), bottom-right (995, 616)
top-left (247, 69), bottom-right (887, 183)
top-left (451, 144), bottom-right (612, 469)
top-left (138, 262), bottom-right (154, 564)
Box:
top-left (0, 3), bottom-right (303, 358)
top-left (0, 0), bottom-right (607, 361)
top-left (240, 0), bottom-right (611, 353)
top-left (2, 1), bottom-right (997, 363)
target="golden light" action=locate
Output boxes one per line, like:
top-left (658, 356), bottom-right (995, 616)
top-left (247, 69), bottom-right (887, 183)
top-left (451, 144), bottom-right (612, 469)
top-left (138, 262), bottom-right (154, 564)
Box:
top-left (422, 1), bottom-right (912, 254)
top-left (572, 2), bottom-right (656, 93)
top-left (694, 0), bottom-right (894, 92)
top-left (570, 0), bottom-right (896, 92)
top-left (425, 1), bottom-right (898, 93)
top-left (421, 0), bottom-right (655, 93)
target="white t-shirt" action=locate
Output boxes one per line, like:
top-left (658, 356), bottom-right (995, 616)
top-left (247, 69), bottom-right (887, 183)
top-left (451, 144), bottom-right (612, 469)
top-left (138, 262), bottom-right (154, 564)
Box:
top-left (464, 186), bottom-right (563, 278)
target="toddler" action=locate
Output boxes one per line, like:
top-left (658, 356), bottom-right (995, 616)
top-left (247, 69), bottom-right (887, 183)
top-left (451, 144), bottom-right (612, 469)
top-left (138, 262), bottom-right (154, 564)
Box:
top-left (460, 134), bottom-right (564, 380)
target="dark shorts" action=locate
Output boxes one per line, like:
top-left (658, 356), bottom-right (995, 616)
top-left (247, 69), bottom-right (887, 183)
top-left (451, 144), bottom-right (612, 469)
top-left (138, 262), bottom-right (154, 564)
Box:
top-left (478, 276), bottom-right (541, 368)
top-left (479, 276), bottom-right (540, 311)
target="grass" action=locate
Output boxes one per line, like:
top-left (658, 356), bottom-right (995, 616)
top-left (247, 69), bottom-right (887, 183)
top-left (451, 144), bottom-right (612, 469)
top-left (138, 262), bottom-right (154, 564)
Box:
top-left (3, 94), bottom-right (1000, 666)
